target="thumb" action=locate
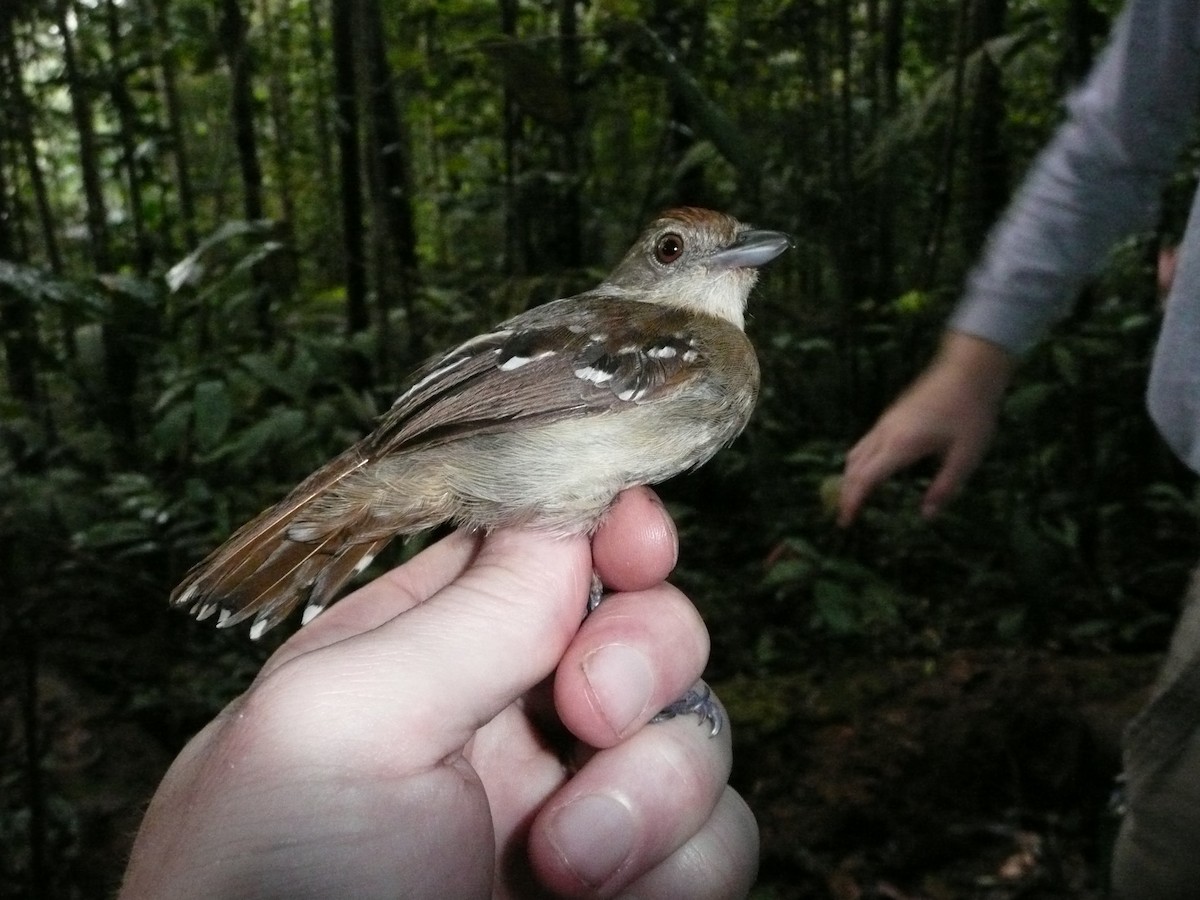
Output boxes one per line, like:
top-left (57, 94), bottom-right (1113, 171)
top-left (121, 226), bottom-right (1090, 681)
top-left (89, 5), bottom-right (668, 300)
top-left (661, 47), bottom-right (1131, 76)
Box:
top-left (253, 528), bottom-right (594, 770)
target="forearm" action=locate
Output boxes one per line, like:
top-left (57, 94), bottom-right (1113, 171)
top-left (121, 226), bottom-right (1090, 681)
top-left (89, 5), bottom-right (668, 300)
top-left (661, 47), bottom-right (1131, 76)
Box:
top-left (929, 331), bottom-right (1018, 406)
top-left (953, 0), bottom-right (1200, 354)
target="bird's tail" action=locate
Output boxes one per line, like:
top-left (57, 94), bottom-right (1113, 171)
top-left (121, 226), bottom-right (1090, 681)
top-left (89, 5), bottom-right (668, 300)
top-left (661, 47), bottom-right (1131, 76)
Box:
top-left (170, 450), bottom-right (393, 639)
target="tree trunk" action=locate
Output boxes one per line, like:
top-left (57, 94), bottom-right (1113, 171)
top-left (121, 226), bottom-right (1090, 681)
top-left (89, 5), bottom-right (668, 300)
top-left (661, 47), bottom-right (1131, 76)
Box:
top-left (498, 0), bottom-right (525, 275)
top-left (219, 0), bottom-right (275, 341)
top-left (104, 0), bottom-right (154, 276)
top-left (330, 0), bottom-right (370, 345)
top-left (1, 20), bottom-right (61, 274)
top-left (555, 0), bottom-right (582, 268)
top-left (0, 125), bottom-right (39, 411)
top-left (917, 0), bottom-right (970, 289)
top-left (828, 0), bottom-right (872, 429)
top-left (149, 0), bottom-right (199, 249)
top-left (650, 0), bottom-right (710, 208)
top-left (872, 0), bottom-right (905, 303)
top-left (962, 0), bottom-right (1009, 254)
top-left (835, 0), bottom-right (853, 202)
top-left (259, 0), bottom-right (298, 237)
top-left (54, 0), bottom-right (112, 272)
top-left (54, 0), bottom-right (145, 445)
top-left (359, 0), bottom-right (422, 367)
top-left (305, 0), bottom-right (341, 276)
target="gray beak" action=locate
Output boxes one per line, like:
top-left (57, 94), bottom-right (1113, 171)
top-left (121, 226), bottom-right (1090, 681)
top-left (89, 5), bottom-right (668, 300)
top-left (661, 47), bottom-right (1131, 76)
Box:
top-left (709, 229), bottom-right (793, 270)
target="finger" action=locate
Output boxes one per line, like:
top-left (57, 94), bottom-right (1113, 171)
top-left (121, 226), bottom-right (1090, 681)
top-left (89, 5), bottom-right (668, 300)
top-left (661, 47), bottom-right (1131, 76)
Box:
top-left (921, 437), bottom-right (984, 518)
top-left (593, 487), bottom-right (678, 592)
top-left (836, 450), bottom-right (873, 527)
top-left (238, 528), bottom-right (594, 771)
top-left (554, 585), bottom-right (709, 745)
top-left (527, 702), bottom-right (734, 897)
top-left (258, 529), bottom-right (482, 676)
top-left (921, 462), bottom-right (961, 518)
top-left (838, 433), bottom-right (913, 526)
top-left (621, 788), bottom-right (759, 900)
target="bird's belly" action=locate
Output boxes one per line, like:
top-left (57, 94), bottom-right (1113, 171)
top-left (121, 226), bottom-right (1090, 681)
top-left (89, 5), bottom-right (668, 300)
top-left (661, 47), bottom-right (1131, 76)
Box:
top-left (368, 400), bottom-right (747, 534)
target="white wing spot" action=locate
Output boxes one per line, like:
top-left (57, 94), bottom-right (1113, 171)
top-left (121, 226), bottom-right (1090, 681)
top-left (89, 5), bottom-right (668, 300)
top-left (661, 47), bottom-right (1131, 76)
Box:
top-left (174, 582), bottom-right (199, 609)
top-left (647, 345), bottom-right (677, 359)
top-left (352, 552), bottom-right (377, 576)
top-left (301, 603), bottom-right (326, 625)
top-left (287, 523), bottom-right (323, 541)
top-left (682, 349), bottom-right (699, 363)
top-left (498, 349), bottom-right (555, 372)
top-left (575, 365), bottom-right (614, 385)
top-left (249, 618), bottom-right (270, 641)
top-left (455, 329), bottom-right (514, 354)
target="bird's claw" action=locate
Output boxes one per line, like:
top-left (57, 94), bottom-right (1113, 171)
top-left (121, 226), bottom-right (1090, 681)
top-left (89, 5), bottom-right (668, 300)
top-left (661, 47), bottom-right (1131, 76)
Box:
top-left (651, 683), bottom-right (723, 737)
top-left (587, 572), bottom-right (605, 613)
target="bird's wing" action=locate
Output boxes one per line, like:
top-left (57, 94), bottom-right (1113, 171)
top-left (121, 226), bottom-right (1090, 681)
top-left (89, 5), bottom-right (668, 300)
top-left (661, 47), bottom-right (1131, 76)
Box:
top-left (363, 296), bottom-right (707, 456)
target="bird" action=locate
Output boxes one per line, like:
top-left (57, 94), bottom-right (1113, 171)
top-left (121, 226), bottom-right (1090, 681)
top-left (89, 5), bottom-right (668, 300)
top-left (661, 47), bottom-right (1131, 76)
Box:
top-left (172, 208), bottom-right (791, 645)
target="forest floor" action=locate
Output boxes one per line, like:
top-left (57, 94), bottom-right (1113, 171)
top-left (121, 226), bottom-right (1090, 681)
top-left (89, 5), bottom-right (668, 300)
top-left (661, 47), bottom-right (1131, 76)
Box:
top-left (728, 649), bottom-right (1159, 899)
top-left (3, 647), bottom-right (1159, 899)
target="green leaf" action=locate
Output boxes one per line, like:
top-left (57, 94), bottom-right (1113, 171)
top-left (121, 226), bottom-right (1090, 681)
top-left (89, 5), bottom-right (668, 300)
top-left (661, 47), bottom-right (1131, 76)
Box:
top-left (240, 353), bottom-right (305, 400)
top-left (812, 579), bottom-right (863, 636)
top-left (0, 260), bottom-right (107, 314)
top-left (193, 381), bottom-right (233, 450)
top-left (166, 219), bottom-right (275, 293)
top-left (152, 403), bottom-right (193, 459)
top-left (212, 408), bottom-right (307, 466)
top-left (761, 558), bottom-right (813, 589)
top-left (230, 240), bottom-right (285, 277)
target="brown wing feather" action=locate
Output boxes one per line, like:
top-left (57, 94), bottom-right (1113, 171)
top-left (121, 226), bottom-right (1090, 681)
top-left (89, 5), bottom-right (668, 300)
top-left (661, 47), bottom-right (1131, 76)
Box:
top-left (170, 447), bottom-right (376, 632)
top-left (366, 297), bottom-right (701, 454)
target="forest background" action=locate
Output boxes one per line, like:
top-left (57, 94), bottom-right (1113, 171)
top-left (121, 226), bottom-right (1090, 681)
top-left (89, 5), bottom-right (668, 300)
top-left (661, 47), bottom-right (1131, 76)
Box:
top-left (3, 0), bottom-right (1199, 897)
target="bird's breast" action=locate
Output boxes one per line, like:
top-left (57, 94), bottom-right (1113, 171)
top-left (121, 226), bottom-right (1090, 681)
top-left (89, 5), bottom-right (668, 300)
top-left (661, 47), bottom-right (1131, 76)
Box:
top-left (361, 374), bottom-right (755, 534)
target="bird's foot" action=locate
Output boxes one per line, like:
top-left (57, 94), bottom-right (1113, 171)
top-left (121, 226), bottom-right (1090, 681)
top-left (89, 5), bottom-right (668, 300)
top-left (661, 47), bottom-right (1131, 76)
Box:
top-left (585, 577), bottom-right (721, 738)
top-left (651, 683), bottom-right (723, 737)
top-left (587, 571), bottom-right (605, 613)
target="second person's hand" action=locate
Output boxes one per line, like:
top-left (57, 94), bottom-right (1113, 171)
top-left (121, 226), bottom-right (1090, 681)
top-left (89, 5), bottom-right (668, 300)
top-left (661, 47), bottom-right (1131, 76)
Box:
top-left (838, 331), bottom-right (1016, 525)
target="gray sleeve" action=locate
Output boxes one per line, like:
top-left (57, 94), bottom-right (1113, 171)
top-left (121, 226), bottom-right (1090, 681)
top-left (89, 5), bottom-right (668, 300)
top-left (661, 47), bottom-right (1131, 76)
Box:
top-left (950, 0), bottom-right (1200, 354)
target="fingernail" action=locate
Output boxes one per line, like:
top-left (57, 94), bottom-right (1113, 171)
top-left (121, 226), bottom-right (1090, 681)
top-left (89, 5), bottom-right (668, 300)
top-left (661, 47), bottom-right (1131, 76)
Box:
top-left (549, 794), bottom-right (635, 887)
top-left (582, 643), bottom-right (654, 737)
top-left (643, 492), bottom-right (679, 568)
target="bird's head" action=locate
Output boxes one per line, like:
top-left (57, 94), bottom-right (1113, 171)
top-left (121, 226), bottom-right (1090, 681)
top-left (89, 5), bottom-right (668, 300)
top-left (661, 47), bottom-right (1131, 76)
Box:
top-left (603, 207), bottom-right (792, 329)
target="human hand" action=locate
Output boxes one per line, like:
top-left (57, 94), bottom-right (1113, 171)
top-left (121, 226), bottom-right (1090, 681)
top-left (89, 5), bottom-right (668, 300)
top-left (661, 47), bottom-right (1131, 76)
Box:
top-left (120, 486), bottom-right (757, 900)
top-left (838, 332), bottom-right (1016, 526)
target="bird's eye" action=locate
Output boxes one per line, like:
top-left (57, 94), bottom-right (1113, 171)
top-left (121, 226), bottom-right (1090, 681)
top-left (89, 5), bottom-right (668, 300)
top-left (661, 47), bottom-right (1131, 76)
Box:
top-left (654, 233), bottom-right (685, 264)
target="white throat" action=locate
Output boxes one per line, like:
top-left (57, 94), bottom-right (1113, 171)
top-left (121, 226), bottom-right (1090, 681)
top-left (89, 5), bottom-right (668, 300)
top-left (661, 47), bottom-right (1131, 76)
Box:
top-left (653, 267), bottom-right (757, 329)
